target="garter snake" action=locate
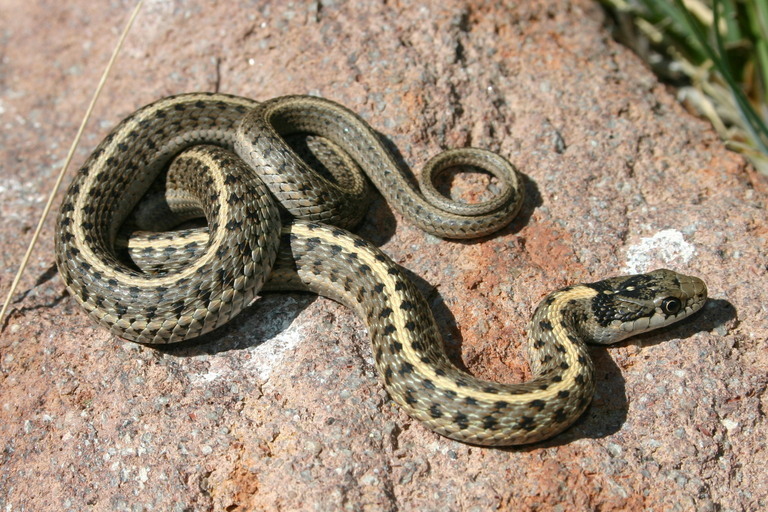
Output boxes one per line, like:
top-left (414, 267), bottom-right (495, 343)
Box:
top-left (55, 93), bottom-right (708, 446)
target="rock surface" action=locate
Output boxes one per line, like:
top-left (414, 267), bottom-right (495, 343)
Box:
top-left (0, 0), bottom-right (766, 510)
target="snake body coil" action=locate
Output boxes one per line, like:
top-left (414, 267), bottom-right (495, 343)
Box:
top-left (55, 93), bottom-right (707, 445)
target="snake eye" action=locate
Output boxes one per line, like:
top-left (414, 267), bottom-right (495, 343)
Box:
top-left (661, 297), bottom-right (682, 315)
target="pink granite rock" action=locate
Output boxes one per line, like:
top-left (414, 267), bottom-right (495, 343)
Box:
top-left (0, 0), bottom-right (765, 510)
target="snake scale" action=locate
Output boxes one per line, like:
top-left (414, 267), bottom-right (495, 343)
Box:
top-left (55, 92), bottom-right (707, 446)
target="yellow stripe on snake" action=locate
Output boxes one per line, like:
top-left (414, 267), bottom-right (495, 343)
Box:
top-left (55, 93), bottom-right (707, 446)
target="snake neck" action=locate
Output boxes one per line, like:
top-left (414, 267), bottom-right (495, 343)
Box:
top-left (526, 286), bottom-right (598, 398)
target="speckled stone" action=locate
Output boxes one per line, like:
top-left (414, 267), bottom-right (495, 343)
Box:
top-left (0, 1), bottom-right (765, 511)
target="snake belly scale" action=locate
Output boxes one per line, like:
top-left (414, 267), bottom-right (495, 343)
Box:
top-left (55, 92), bottom-right (708, 446)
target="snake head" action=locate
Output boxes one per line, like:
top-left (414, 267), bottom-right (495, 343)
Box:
top-left (584, 268), bottom-right (708, 345)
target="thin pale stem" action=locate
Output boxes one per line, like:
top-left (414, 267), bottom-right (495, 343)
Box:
top-left (0, 0), bottom-right (145, 329)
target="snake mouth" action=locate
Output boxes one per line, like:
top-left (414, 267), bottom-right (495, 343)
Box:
top-left (685, 274), bottom-right (708, 312)
top-left (665, 271), bottom-right (708, 316)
